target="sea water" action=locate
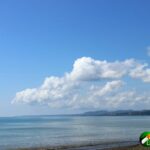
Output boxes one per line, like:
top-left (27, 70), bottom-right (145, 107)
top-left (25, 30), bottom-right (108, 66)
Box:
top-left (0, 116), bottom-right (149, 149)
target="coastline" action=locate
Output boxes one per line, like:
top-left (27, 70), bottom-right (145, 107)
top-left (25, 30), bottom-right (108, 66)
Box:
top-left (13, 144), bottom-right (146, 150)
top-left (104, 145), bottom-right (147, 150)
top-left (11, 141), bottom-right (142, 150)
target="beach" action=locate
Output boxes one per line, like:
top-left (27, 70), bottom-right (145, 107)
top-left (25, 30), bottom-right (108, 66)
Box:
top-left (14, 144), bottom-right (148, 150)
top-left (13, 141), bottom-right (142, 150)
top-left (108, 145), bottom-right (148, 150)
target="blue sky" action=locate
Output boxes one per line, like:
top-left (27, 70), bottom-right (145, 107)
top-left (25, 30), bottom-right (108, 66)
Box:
top-left (0, 0), bottom-right (150, 116)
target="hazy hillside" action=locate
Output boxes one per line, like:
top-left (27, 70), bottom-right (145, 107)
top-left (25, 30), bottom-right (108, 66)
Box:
top-left (82, 110), bottom-right (150, 116)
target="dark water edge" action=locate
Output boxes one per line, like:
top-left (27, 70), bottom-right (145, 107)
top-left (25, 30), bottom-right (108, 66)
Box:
top-left (8, 141), bottom-right (139, 150)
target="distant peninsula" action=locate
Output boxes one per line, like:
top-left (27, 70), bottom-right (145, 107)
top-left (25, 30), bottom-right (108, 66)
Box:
top-left (82, 110), bottom-right (150, 116)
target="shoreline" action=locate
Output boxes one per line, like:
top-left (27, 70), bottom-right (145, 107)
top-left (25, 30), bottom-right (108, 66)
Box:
top-left (13, 144), bottom-right (146, 150)
top-left (11, 141), bottom-right (142, 150)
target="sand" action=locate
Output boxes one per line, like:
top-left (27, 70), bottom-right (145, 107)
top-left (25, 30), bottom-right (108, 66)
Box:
top-left (15, 144), bottom-right (150, 150)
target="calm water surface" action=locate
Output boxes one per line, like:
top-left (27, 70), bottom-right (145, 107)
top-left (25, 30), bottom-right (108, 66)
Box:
top-left (0, 116), bottom-right (149, 149)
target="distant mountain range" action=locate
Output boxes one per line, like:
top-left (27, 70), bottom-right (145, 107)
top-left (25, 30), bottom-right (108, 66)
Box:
top-left (82, 110), bottom-right (150, 116)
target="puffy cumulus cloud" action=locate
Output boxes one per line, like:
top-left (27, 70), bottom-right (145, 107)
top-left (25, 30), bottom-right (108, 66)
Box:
top-left (13, 79), bottom-right (125, 109)
top-left (129, 63), bottom-right (150, 82)
top-left (13, 57), bottom-right (150, 109)
top-left (102, 91), bottom-right (150, 109)
top-left (13, 76), bottom-right (80, 106)
top-left (69, 57), bottom-right (150, 83)
top-left (92, 80), bottom-right (124, 97)
top-left (69, 57), bottom-right (136, 80)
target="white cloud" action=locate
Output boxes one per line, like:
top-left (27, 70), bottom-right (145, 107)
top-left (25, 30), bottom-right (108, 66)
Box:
top-left (92, 80), bottom-right (124, 97)
top-left (129, 63), bottom-right (150, 82)
top-left (70, 57), bottom-right (136, 80)
top-left (102, 91), bottom-right (150, 109)
top-left (13, 76), bottom-right (79, 105)
top-left (12, 57), bottom-right (150, 109)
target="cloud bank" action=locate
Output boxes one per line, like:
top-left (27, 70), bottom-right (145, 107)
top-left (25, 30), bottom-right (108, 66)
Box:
top-left (13, 57), bottom-right (150, 109)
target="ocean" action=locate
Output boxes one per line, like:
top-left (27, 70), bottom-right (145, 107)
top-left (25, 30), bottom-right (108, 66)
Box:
top-left (0, 115), bottom-right (149, 149)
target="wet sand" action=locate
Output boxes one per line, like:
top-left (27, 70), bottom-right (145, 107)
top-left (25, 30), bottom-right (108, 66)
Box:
top-left (15, 144), bottom-right (149, 150)
top-left (67, 144), bottom-right (148, 150)
top-left (13, 141), bottom-right (149, 150)
top-left (105, 144), bottom-right (149, 150)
